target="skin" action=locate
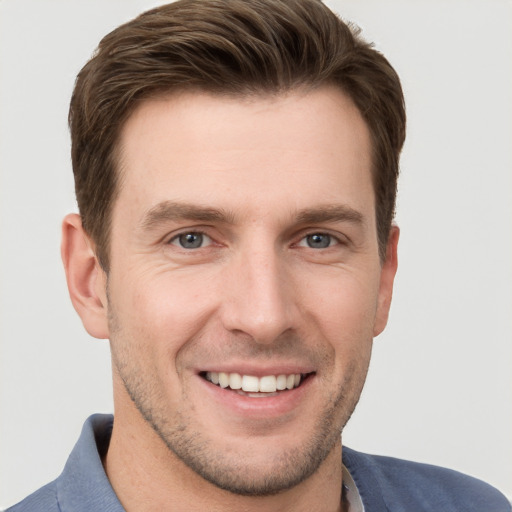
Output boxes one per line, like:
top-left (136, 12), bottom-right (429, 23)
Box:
top-left (62, 86), bottom-right (399, 512)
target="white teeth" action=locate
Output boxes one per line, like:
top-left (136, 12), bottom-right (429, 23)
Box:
top-left (242, 375), bottom-right (259, 392)
top-left (229, 373), bottom-right (242, 390)
top-left (218, 372), bottom-right (229, 388)
top-left (205, 372), bottom-right (304, 393)
top-left (259, 375), bottom-right (277, 392)
top-left (276, 374), bottom-right (287, 390)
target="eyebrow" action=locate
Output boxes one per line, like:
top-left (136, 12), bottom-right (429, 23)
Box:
top-left (139, 200), bottom-right (365, 231)
top-left (139, 201), bottom-right (235, 231)
top-left (295, 204), bottom-right (364, 226)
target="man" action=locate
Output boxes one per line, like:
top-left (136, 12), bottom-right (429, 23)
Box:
top-left (6, 0), bottom-right (510, 511)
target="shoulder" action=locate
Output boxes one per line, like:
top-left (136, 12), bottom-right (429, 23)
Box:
top-left (5, 414), bottom-right (118, 512)
top-left (5, 481), bottom-right (59, 512)
top-left (343, 447), bottom-right (511, 512)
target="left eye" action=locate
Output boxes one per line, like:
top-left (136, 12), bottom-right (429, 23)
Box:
top-left (170, 232), bottom-right (212, 249)
top-left (298, 233), bottom-right (337, 249)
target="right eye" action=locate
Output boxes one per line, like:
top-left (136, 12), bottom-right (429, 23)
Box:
top-left (169, 232), bottom-right (212, 249)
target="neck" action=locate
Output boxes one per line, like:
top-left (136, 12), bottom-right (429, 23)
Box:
top-left (105, 405), bottom-right (344, 512)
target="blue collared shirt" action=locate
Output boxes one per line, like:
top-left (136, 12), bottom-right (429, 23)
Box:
top-left (8, 415), bottom-right (123, 512)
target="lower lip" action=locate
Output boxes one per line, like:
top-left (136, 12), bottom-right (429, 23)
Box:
top-left (198, 374), bottom-right (315, 418)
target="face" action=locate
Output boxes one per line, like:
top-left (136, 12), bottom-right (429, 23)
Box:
top-left (101, 88), bottom-right (397, 495)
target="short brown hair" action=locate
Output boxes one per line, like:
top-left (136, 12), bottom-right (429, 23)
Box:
top-left (69, 0), bottom-right (406, 269)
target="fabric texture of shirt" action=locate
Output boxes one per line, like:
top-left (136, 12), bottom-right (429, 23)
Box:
top-left (6, 414), bottom-right (511, 512)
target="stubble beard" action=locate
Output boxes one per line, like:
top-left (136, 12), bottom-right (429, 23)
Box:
top-left (108, 307), bottom-right (370, 496)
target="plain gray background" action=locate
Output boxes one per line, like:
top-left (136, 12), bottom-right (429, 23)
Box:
top-left (1, 0), bottom-right (511, 507)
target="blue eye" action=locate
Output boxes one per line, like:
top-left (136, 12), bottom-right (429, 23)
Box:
top-left (170, 232), bottom-right (211, 249)
top-left (299, 233), bottom-right (336, 249)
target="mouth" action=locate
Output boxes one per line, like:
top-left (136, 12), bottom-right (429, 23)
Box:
top-left (200, 371), bottom-right (314, 397)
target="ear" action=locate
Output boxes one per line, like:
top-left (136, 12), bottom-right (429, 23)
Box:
top-left (61, 213), bottom-right (109, 339)
top-left (373, 225), bottom-right (399, 337)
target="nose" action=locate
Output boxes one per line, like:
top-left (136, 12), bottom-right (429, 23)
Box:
top-left (220, 244), bottom-right (298, 344)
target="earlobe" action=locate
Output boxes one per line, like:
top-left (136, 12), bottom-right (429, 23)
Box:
top-left (373, 225), bottom-right (399, 337)
top-left (61, 213), bottom-right (109, 339)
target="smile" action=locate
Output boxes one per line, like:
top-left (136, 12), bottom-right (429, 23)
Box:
top-left (201, 371), bottom-right (311, 396)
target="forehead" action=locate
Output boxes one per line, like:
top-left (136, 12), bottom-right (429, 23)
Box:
top-left (114, 87), bottom-right (374, 224)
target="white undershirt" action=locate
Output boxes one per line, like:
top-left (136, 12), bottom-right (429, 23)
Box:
top-left (342, 463), bottom-right (365, 512)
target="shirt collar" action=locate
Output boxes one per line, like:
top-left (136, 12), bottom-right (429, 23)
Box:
top-left (56, 414), bottom-right (124, 512)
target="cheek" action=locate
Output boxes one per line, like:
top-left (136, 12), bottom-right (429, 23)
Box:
top-left (299, 269), bottom-right (379, 381)
top-left (301, 268), bottom-right (380, 337)
top-left (110, 269), bottom-right (219, 354)
top-left (107, 273), bottom-right (214, 408)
